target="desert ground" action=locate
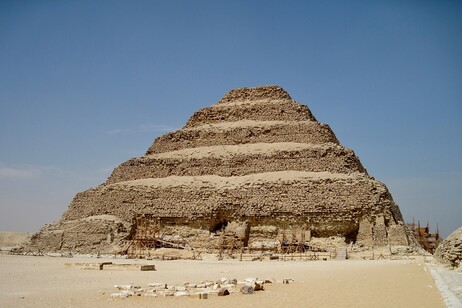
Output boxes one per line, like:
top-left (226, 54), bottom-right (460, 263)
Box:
top-left (0, 253), bottom-right (450, 308)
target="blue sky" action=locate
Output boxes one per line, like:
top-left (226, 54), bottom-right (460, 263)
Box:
top-left (1, 1), bottom-right (461, 237)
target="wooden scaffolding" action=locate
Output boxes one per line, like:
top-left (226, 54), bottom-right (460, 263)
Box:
top-left (127, 215), bottom-right (161, 258)
top-left (218, 230), bottom-right (244, 260)
top-left (280, 227), bottom-right (307, 254)
top-left (407, 220), bottom-right (440, 254)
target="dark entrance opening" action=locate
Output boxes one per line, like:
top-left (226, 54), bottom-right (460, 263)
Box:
top-left (210, 220), bottom-right (228, 233)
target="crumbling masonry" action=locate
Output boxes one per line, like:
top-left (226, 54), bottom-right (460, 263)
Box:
top-left (21, 85), bottom-right (411, 254)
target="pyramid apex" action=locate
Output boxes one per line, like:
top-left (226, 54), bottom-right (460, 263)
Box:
top-left (218, 85), bottom-right (292, 104)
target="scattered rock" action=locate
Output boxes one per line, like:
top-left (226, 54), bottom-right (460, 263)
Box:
top-left (240, 285), bottom-right (255, 294)
top-left (148, 282), bottom-right (167, 289)
top-left (217, 277), bottom-right (237, 285)
top-left (253, 282), bottom-right (264, 291)
top-left (212, 283), bottom-right (221, 290)
top-left (175, 291), bottom-right (189, 297)
top-left (162, 291), bottom-right (174, 297)
top-left (191, 292), bottom-right (208, 299)
top-left (110, 292), bottom-right (129, 299)
top-left (175, 286), bottom-right (186, 291)
top-left (114, 284), bottom-right (133, 290)
top-left (218, 288), bottom-right (230, 296)
top-left (109, 275), bottom-right (287, 299)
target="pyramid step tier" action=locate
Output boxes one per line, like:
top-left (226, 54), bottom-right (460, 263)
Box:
top-left (184, 100), bottom-right (316, 128)
top-left (217, 85), bottom-right (292, 104)
top-left (108, 142), bottom-right (365, 184)
top-left (64, 171), bottom-right (402, 236)
top-left (147, 120), bottom-right (339, 154)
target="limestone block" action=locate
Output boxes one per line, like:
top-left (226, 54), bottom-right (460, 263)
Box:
top-left (373, 216), bottom-right (388, 247)
top-left (356, 218), bottom-right (373, 247)
top-left (240, 285), bottom-right (255, 294)
top-left (387, 224), bottom-right (409, 246)
top-left (435, 226), bottom-right (462, 269)
top-left (103, 264), bottom-right (155, 271)
top-left (65, 262), bottom-right (112, 270)
top-left (218, 288), bottom-right (230, 296)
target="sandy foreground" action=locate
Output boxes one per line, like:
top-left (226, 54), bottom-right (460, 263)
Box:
top-left (0, 254), bottom-right (447, 308)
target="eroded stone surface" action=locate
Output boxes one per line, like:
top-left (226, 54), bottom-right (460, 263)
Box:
top-left (435, 227), bottom-right (462, 270)
top-left (20, 85), bottom-right (411, 254)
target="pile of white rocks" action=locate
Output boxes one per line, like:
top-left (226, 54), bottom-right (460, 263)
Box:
top-left (110, 277), bottom-right (291, 299)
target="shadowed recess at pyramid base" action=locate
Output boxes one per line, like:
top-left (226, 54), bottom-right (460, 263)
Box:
top-left (16, 85), bottom-right (421, 256)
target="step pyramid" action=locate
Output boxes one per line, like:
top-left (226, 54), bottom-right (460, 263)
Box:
top-left (23, 85), bottom-right (410, 254)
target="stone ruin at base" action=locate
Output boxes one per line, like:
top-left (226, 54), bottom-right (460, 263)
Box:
top-left (435, 226), bottom-right (462, 270)
top-left (19, 85), bottom-right (417, 256)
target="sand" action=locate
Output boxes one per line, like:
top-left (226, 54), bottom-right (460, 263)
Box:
top-left (0, 254), bottom-right (444, 308)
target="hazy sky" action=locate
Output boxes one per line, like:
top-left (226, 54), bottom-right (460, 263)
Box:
top-left (1, 1), bottom-right (461, 237)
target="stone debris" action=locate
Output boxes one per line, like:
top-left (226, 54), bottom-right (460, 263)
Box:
top-left (65, 262), bottom-right (155, 271)
top-left (109, 276), bottom-right (290, 300)
top-left (148, 282), bottom-right (167, 289)
top-left (110, 292), bottom-right (129, 299)
top-left (253, 281), bottom-right (264, 291)
top-left (240, 285), bottom-right (255, 294)
top-left (218, 288), bottom-right (230, 296)
top-left (65, 262), bottom-right (112, 270)
top-left (264, 278), bottom-right (275, 283)
top-left (104, 264), bottom-right (156, 271)
top-left (143, 292), bottom-right (157, 298)
top-left (435, 226), bottom-right (462, 270)
top-left (114, 284), bottom-right (133, 290)
top-left (219, 277), bottom-right (237, 284)
top-left (174, 291), bottom-right (189, 297)
top-left (190, 292), bottom-right (208, 299)
top-left (212, 283), bottom-right (221, 290)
